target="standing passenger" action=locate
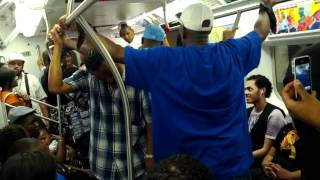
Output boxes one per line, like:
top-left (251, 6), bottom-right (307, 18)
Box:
top-left (7, 53), bottom-right (50, 126)
top-left (55, 1), bottom-right (276, 179)
top-left (140, 23), bottom-right (166, 173)
top-left (48, 29), bottom-right (152, 179)
top-left (119, 22), bottom-right (135, 44)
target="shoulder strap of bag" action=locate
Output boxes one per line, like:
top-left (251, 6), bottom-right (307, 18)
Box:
top-left (24, 72), bottom-right (30, 96)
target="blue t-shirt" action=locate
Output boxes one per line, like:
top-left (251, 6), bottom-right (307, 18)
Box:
top-left (125, 31), bottom-right (261, 179)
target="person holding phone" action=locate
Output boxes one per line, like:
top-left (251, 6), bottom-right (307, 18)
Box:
top-left (282, 80), bottom-right (320, 129)
top-left (292, 55), bottom-right (312, 96)
top-left (282, 42), bottom-right (320, 179)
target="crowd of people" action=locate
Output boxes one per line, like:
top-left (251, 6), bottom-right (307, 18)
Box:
top-left (1, 1), bottom-right (320, 180)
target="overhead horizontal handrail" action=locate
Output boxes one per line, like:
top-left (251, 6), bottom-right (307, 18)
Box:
top-left (264, 29), bottom-right (320, 46)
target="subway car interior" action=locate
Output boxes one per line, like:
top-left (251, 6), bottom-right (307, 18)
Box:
top-left (0, 0), bottom-right (320, 179)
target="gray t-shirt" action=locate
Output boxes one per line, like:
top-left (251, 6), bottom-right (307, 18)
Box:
top-left (248, 108), bottom-right (286, 140)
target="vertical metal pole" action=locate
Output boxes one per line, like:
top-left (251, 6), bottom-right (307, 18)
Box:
top-left (57, 94), bottom-right (62, 136)
top-left (46, 36), bottom-right (62, 135)
top-left (0, 101), bottom-right (8, 128)
top-left (77, 15), bottom-right (134, 180)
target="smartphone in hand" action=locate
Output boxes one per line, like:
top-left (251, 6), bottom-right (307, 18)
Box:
top-left (292, 55), bottom-right (312, 97)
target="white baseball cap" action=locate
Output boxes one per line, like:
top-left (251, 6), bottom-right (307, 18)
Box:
top-left (7, 52), bottom-right (26, 62)
top-left (179, 3), bottom-right (214, 32)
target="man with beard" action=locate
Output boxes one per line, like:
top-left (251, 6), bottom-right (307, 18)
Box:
top-left (7, 53), bottom-right (49, 126)
top-left (245, 74), bottom-right (286, 178)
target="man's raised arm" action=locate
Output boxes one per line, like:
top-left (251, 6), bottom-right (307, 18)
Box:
top-left (48, 24), bottom-right (74, 94)
top-left (254, 0), bottom-right (276, 41)
top-left (58, 16), bottom-right (125, 64)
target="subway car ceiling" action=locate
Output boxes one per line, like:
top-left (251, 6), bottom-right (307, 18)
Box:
top-left (0, 0), bottom-right (253, 45)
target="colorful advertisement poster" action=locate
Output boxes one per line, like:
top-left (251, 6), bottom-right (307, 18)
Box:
top-left (275, 0), bottom-right (320, 34)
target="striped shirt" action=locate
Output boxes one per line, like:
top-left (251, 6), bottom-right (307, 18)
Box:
top-left (64, 69), bottom-right (151, 179)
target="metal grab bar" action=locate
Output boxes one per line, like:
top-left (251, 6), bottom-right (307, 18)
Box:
top-left (66, 0), bottom-right (75, 17)
top-left (65, 0), bottom-right (96, 25)
top-left (4, 103), bottom-right (60, 124)
top-left (10, 91), bottom-right (62, 134)
top-left (29, 97), bottom-right (58, 110)
top-left (76, 15), bottom-right (134, 180)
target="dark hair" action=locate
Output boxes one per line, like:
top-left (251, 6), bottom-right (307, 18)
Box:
top-left (148, 154), bottom-right (213, 180)
top-left (8, 137), bottom-right (46, 157)
top-left (0, 152), bottom-right (56, 180)
top-left (0, 62), bottom-right (5, 68)
top-left (119, 22), bottom-right (133, 35)
top-left (246, 74), bottom-right (272, 98)
top-left (142, 38), bottom-right (163, 47)
top-left (120, 22), bottom-right (129, 30)
top-left (0, 66), bottom-right (16, 88)
top-left (42, 50), bottom-right (51, 67)
top-left (83, 50), bottom-right (104, 71)
top-left (0, 125), bottom-right (27, 163)
top-left (176, 34), bottom-right (183, 47)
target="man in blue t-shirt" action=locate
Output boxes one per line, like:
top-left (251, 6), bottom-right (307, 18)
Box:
top-left (54, 1), bottom-right (275, 179)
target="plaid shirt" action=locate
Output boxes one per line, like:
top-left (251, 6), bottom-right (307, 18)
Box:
top-left (64, 70), bottom-right (151, 179)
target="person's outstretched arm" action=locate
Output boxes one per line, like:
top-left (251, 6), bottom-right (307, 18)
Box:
top-left (254, 0), bottom-right (276, 41)
top-left (57, 16), bottom-right (125, 64)
top-left (282, 80), bottom-right (320, 128)
top-left (48, 24), bottom-right (74, 94)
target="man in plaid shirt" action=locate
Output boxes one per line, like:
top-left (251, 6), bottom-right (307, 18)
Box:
top-left (48, 30), bottom-right (151, 179)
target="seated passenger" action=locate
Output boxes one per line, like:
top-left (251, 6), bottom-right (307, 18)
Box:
top-left (38, 128), bottom-right (68, 163)
top-left (282, 41), bottom-right (320, 179)
top-left (245, 75), bottom-right (286, 178)
top-left (8, 106), bottom-right (43, 138)
top-left (4, 137), bottom-right (66, 180)
top-left (7, 137), bottom-right (96, 180)
top-left (262, 120), bottom-right (302, 179)
top-left (0, 151), bottom-right (57, 180)
top-left (0, 124), bottom-right (27, 165)
top-left (8, 106), bottom-right (66, 163)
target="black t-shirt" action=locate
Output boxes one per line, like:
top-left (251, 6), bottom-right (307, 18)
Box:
top-left (283, 42), bottom-right (320, 178)
top-left (272, 123), bottom-right (302, 171)
top-left (40, 66), bottom-right (78, 105)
